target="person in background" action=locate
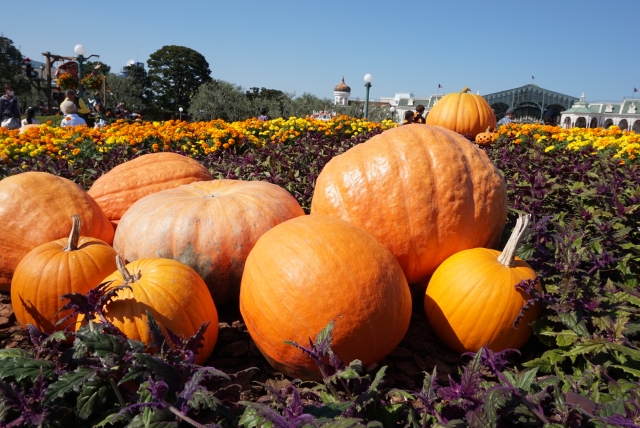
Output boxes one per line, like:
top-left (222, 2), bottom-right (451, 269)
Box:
top-left (60, 101), bottom-right (87, 127)
top-left (258, 108), bottom-right (268, 121)
top-left (412, 104), bottom-right (426, 124)
top-left (497, 107), bottom-right (515, 127)
top-left (403, 110), bottom-right (414, 125)
top-left (0, 84), bottom-right (21, 129)
top-left (62, 89), bottom-right (90, 118)
top-left (90, 91), bottom-right (103, 111)
top-left (21, 107), bottom-right (40, 126)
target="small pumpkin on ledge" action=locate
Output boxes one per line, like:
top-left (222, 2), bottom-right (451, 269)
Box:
top-left (475, 126), bottom-right (497, 145)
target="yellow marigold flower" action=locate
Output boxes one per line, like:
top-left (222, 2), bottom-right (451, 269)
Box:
top-left (72, 148), bottom-right (81, 156)
top-left (544, 146), bottom-right (555, 152)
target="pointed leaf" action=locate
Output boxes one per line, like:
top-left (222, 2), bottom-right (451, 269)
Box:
top-left (0, 358), bottom-right (56, 382)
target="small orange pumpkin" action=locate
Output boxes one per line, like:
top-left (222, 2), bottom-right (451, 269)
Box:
top-left (424, 214), bottom-right (542, 354)
top-left (240, 215), bottom-right (412, 380)
top-left (426, 87), bottom-right (497, 139)
top-left (475, 127), bottom-right (497, 145)
top-left (11, 215), bottom-right (118, 334)
top-left (94, 256), bottom-right (218, 365)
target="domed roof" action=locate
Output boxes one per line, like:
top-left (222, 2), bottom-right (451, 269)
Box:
top-left (334, 77), bottom-right (351, 93)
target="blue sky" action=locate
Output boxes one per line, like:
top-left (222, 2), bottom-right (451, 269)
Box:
top-left (4, 0), bottom-right (639, 103)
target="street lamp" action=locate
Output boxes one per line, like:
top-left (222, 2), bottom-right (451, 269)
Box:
top-left (74, 44), bottom-right (99, 100)
top-left (363, 74), bottom-right (373, 120)
top-left (179, 107), bottom-right (183, 121)
top-left (389, 106), bottom-right (396, 122)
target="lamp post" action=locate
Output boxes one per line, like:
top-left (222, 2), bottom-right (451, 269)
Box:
top-left (363, 74), bottom-right (372, 120)
top-left (74, 44), bottom-right (99, 100)
top-left (179, 107), bottom-right (183, 121)
top-left (389, 106), bottom-right (396, 122)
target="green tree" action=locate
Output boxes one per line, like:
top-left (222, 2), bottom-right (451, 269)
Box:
top-left (81, 61), bottom-right (111, 76)
top-left (147, 45), bottom-right (211, 113)
top-left (122, 63), bottom-right (152, 108)
top-left (104, 73), bottom-right (145, 112)
top-left (0, 36), bottom-right (30, 96)
top-left (189, 79), bottom-right (253, 122)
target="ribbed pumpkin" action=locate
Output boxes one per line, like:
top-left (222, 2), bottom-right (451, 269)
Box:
top-left (425, 214), bottom-right (542, 353)
top-left (0, 172), bottom-right (114, 292)
top-left (426, 87), bottom-right (497, 139)
top-left (95, 256), bottom-right (218, 365)
top-left (87, 152), bottom-right (213, 224)
top-left (114, 179), bottom-right (305, 304)
top-left (11, 215), bottom-right (118, 334)
top-left (311, 124), bottom-right (507, 285)
top-left (240, 215), bottom-right (412, 381)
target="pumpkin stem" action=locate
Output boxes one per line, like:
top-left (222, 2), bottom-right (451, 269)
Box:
top-left (115, 255), bottom-right (141, 284)
top-left (486, 126), bottom-right (492, 133)
top-left (461, 87), bottom-right (471, 94)
top-left (497, 213), bottom-right (531, 267)
top-left (63, 214), bottom-right (81, 252)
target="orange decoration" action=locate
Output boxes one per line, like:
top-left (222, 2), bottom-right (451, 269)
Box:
top-left (240, 215), bottom-right (412, 380)
top-left (426, 87), bottom-right (497, 139)
top-left (311, 124), bottom-right (507, 285)
top-left (87, 152), bottom-right (213, 223)
top-left (94, 256), bottom-right (218, 365)
top-left (11, 215), bottom-right (118, 334)
top-left (425, 214), bottom-right (542, 353)
top-left (0, 172), bottom-right (114, 291)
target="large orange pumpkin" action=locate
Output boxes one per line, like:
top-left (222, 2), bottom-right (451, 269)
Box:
top-left (426, 87), bottom-right (496, 139)
top-left (311, 124), bottom-right (507, 285)
top-left (113, 179), bottom-right (305, 304)
top-left (95, 256), bottom-right (218, 365)
top-left (240, 215), bottom-right (412, 380)
top-left (0, 172), bottom-right (114, 292)
top-left (424, 214), bottom-right (542, 353)
top-left (87, 152), bottom-right (213, 224)
top-left (11, 215), bottom-right (118, 334)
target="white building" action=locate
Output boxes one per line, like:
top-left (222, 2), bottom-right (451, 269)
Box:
top-left (560, 94), bottom-right (640, 132)
top-left (333, 77), bottom-right (351, 106)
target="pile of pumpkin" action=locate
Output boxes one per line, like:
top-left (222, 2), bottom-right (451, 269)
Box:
top-left (0, 87), bottom-right (538, 379)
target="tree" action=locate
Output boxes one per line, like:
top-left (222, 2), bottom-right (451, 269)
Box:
top-left (0, 36), bottom-right (30, 96)
top-left (82, 61), bottom-right (111, 76)
top-left (122, 63), bottom-right (152, 109)
top-left (189, 79), bottom-right (253, 122)
top-left (104, 74), bottom-right (145, 112)
top-left (147, 45), bottom-right (211, 113)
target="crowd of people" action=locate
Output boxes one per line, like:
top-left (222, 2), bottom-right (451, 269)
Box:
top-left (0, 84), bottom-right (144, 130)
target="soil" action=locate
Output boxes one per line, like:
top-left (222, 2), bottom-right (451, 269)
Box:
top-left (0, 285), bottom-right (465, 398)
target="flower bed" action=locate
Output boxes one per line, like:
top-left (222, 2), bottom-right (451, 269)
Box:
top-left (0, 120), bottom-right (639, 426)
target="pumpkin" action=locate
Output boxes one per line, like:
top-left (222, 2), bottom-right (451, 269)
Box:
top-left (240, 215), bottom-right (412, 380)
top-left (475, 127), bottom-right (497, 145)
top-left (93, 256), bottom-right (218, 365)
top-left (424, 214), bottom-right (542, 353)
top-left (0, 172), bottom-right (114, 292)
top-left (426, 87), bottom-right (497, 139)
top-left (311, 124), bottom-right (507, 285)
top-left (87, 152), bottom-right (213, 224)
top-left (113, 179), bottom-right (305, 304)
top-left (11, 215), bottom-right (118, 334)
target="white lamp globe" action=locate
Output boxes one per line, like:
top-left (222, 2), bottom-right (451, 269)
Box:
top-left (364, 74), bottom-right (373, 83)
top-left (74, 44), bottom-right (87, 56)
top-left (127, 59), bottom-right (135, 66)
top-left (390, 106), bottom-right (396, 113)
top-left (179, 107), bottom-right (183, 112)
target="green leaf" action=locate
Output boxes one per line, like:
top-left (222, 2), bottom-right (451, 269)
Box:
top-left (76, 378), bottom-right (112, 420)
top-left (0, 349), bottom-right (30, 359)
top-left (75, 328), bottom-right (128, 360)
top-left (607, 343), bottom-right (640, 360)
top-left (611, 365), bottom-right (640, 378)
top-left (320, 419), bottom-right (365, 428)
top-left (127, 408), bottom-right (179, 428)
top-left (238, 407), bottom-right (273, 428)
top-left (131, 353), bottom-right (181, 390)
top-left (304, 402), bottom-right (352, 423)
top-left (522, 349), bottom-right (565, 373)
top-left (0, 358), bottom-right (56, 382)
top-left (515, 368), bottom-right (538, 391)
top-left (598, 398), bottom-right (626, 417)
top-left (45, 367), bottom-right (96, 403)
top-left (562, 339), bottom-right (609, 358)
top-left (558, 312), bottom-right (590, 338)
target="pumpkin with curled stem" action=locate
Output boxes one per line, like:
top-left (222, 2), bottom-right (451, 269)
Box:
top-left (426, 87), bottom-right (497, 139)
top-left (311, 124), bottom-right (507, 285)
top-left (240, 215), bottom-right (412, 381)
top-left (475, 126), bottom-right (497, 145)
top-left (82, 256), bottom-right (218, 365)
top-left (424, 214), bottom-right (542, 354)
top-left (11, 215), bottom-right (118, 334)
